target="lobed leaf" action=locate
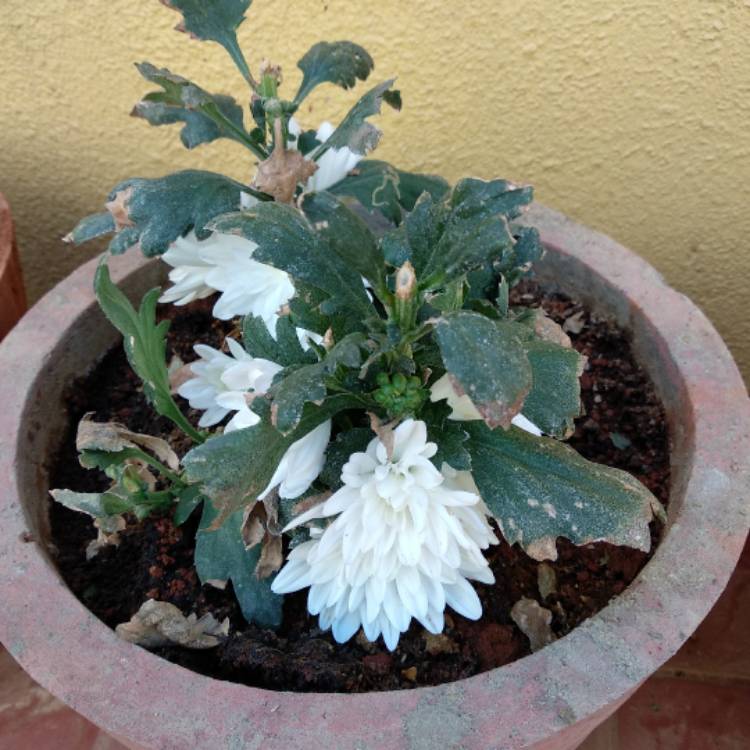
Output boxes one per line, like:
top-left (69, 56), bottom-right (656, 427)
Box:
top-left (270, 333), bottom-right (367, 433)
top-left (182, 395), bottom-right (362, 522)
top-left (466, 422), bottom-right (665, 561)
top-left (421, 400), bottom-right (472, 471)
top-left (195, 502), bottom-right (282, 627)
top-left (94, 262), bottom-right (203, 442)
top-left (301, 191), bottom-right (384, 288)
top-left (434, 311), bottom-right (532, 429)
top-left (133, 62), bottom-right (253, 152)
top-left (522, 339), bottom-right (585, 438)
top-left (242, 314), bottom-right (314, 367)
top-left (331, 160), bottom-right (450, 227)
top-left (209, 203), bottom-right (374, 316)
top-left (379, 177), bottom-right (528, 290)
top-left (295, 41), bottom-right (374, 104)
top-left (63, 212), bottom-right (115, 246)
top-left (103, 170), bottom-right (246, 256)
top-left (316, 79), bottom-right (401, 157)
top-left (161, 0), bottom-right (255, 87)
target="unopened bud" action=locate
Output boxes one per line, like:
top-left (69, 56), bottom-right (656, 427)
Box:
top-left (395, 261), bottom-right (417, 301)
top-left (259, 59), bottom-right (283, 85)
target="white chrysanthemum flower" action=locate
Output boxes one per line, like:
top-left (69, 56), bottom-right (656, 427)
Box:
top-left (178, 340), bottom-right (331, 498)
top-left (271, 419), bottom-right (498, 651)
top-left (259, 421), bottom-right (332, 500)
top-left (158, 231), bottom-right (219, 307)
top-left (159, 230), bottom-right (295, 328)
top-left (160, 118), bottom-right (359, 331)
top-left (429, 373), bottom-right (542, 436)
top-left (305, 121), bottom-right (361, 193)
top-left (288, 119), bottom-right (362, 194)
top-left (177, 338), bottom-right (281, 430)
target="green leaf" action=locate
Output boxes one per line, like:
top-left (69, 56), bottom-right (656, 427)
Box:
top-left (332, 160), bottom-right (402, 224)
top-left (133, 62), bottom-right (256, 153)
top-left (270, 333), bottom-right (366, 433)
top-left (295, 41), bottom-right (374, 104)
top-left (434, 311), bottom-right (532, 429)
top-left (174, 485), bottom-right (204, 526)
top-left (319, 427), bottom-right (373, 489)
top-left (182, 395), bottom-right (361, 520)
top-left (331, 160), bottom-right (449, 226)
top-left (450, 178), bottom-right (533, 221)
top-left (63, 212), bottom-right (115, 246)
top-left (195, 502), bottom-right (282, 627)
top-left (379, 178), bottom-right (524, 289)
top-left (421, 400), bottom-right (471, 471)
top-left (209, 203), bottom-right (374, 316)
top-left (105, 170), bottom-right (246, 256)
top-left (49, 489), bottom-right (127, 523)
top-left (396, 169), bottom-right (450, 211)
top-left (317, 79), bottom-right (401, 156)
top-left (301, 191), bottom-right (384, 288)
top-left (94, 262), bottom-right (204, 443)
top-left (465, 422), bottom-right (664, 560)
top-left (241, 314), bottom-right (314, 366)
top-left (522, 340), bottom-right (585, 438)
top-left (162, 0), bottom-right (255, 88)
top-left (420, 180), bottom-right (519, 287)
top-left (288, 284), bottom-right (332, 336)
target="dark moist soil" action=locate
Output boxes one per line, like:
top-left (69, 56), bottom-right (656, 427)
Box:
top-left (48, 278), bottom-right (670, 693)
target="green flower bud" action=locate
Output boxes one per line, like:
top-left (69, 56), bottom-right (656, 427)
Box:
top-left (392, 373), bottom-right (407, 394)
top-left (376, 372), bottom-right (390, 387)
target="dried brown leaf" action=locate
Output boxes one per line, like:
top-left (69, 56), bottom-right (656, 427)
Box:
top-left (533, 311), bottom-right (572, 348)
top-left (105, 187), bottom-right (134, 230)
top-left (367, 412), bottom-right (397, 460)
top-left (254, 121), bottom-right (317, 203)
top-left (241, 493), bottom-right (284, 580)
top-left (115, 599), bottom-right (229, 650)
top-left (77, 415), bottom-right (180, 471)
top-left (86, 516), bottom-right (127, 560)
top-left (510, 597), bottom-right (556, 652)
top-left (423, 632), bottom-right (458, 656)
top-left (537, 562), bottom-right (558, 600)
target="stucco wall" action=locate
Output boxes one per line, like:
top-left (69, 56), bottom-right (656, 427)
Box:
top-left (1, 0), bottom-right (749, 380)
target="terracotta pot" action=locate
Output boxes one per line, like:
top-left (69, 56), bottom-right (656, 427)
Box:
top-left (0, 205), bottom-right (747, 750)
top-left (0, 193), bottom-right (27, 341)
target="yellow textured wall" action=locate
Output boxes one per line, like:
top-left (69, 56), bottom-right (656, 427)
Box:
top-left (1, 1), bottom-right (749, 380)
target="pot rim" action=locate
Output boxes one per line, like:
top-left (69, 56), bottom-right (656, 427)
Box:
top-left (0, 204), bottom-right (748, 750)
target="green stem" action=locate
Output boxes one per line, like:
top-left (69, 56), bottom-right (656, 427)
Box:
top-left (224, 36), bottom-right (259, 92)
top-left (170, 411), bottom-right (205, 445)
top-left (132, 449), bottom-right (184, 486)
top-left (201, 103), bottom-right (268, 160)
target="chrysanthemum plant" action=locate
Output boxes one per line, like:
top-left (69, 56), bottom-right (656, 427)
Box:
top-left (54, 0), bottom-right (664, 651)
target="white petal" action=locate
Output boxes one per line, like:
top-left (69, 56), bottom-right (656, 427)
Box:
top-left (444, 578), bottom-right (483, 620)
top-left (511, 413), bottom-right (543, 436)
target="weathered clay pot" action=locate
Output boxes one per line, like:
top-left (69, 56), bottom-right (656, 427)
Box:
top-left (0, 193), bottom-right (27, 341)
top-left (0, 205), bottom-right (747, 750)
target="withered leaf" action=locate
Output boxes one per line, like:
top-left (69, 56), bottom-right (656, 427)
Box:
top-left (77, 415), bottom-right (180, 471)
top-left (510, 597), bottom-right (556, 652)
top-left (254, 123), bottom-right (318, 203)
top-left (116, 599), bottom-right (229, 650)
